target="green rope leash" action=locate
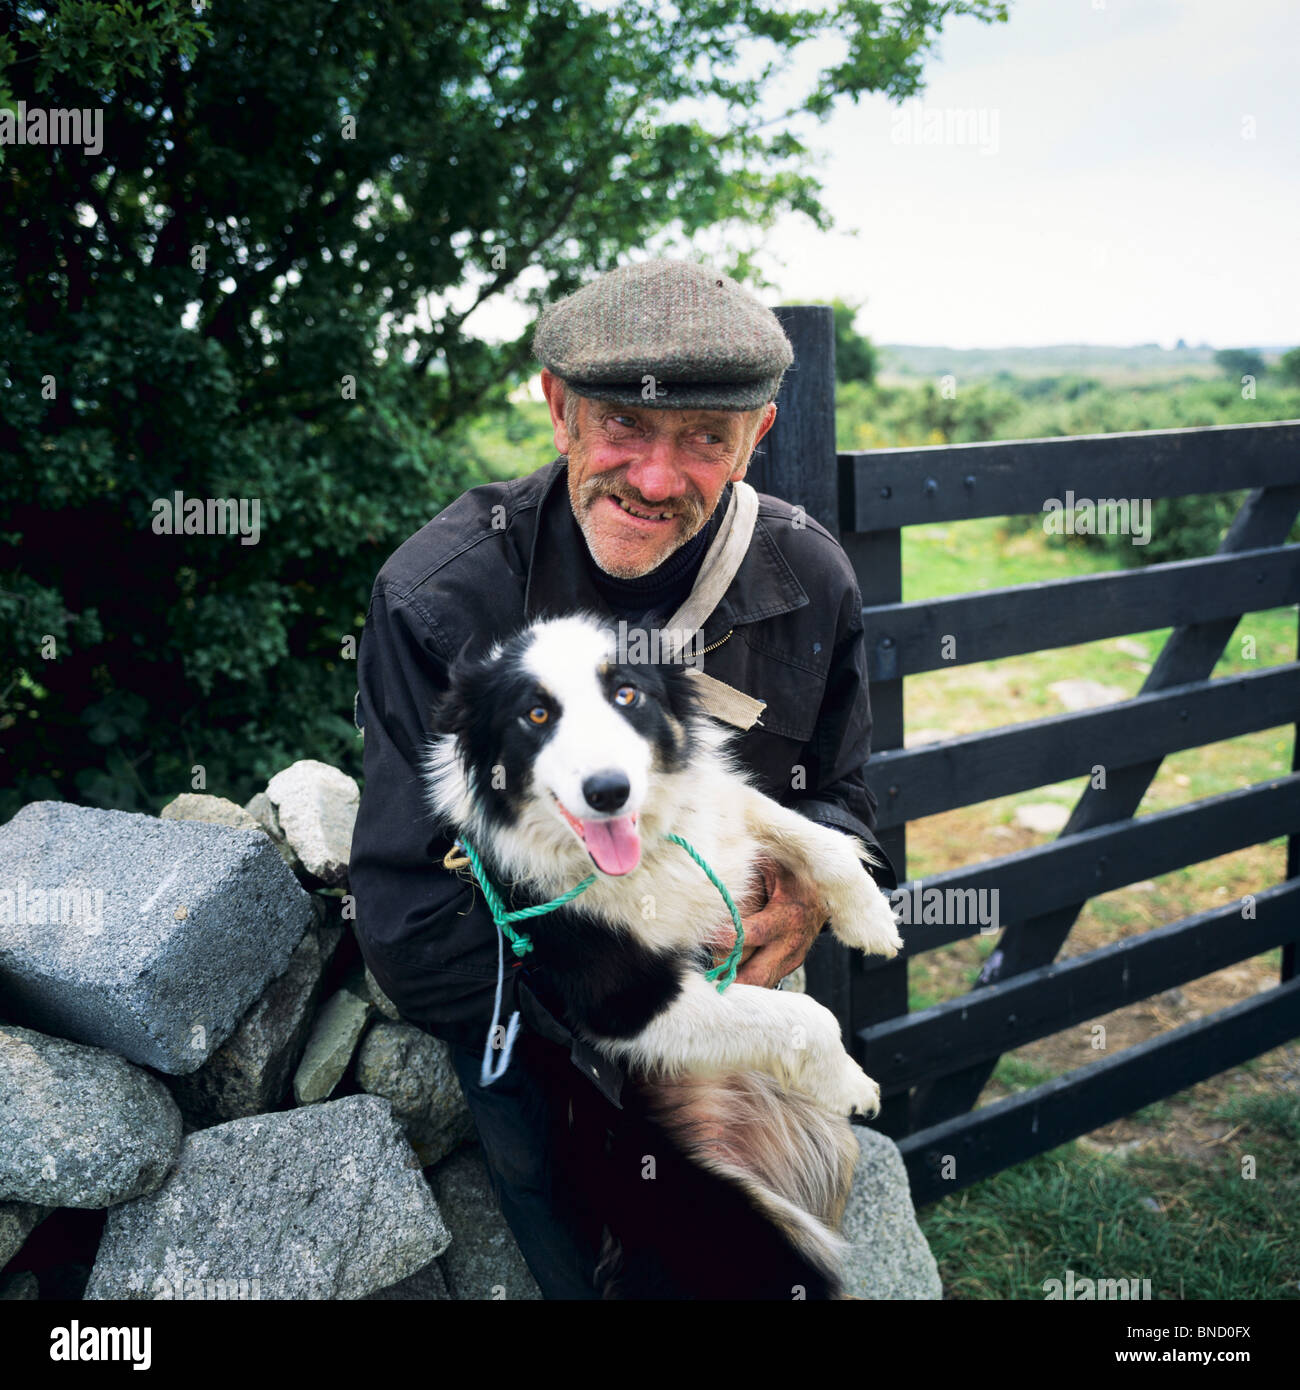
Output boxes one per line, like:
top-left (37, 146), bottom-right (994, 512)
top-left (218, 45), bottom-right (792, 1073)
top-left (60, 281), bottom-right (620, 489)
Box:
top-left (662, 833), bottom-right (746, 991)
top-left (456, 833), bottom-right (596, 957)
top-left (454, 830), bottom-right (745, 991)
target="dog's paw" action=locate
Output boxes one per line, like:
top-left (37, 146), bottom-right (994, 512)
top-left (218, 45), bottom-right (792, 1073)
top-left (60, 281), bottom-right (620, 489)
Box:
top-left (779, 1000), bottom-right (883, 1117)
top-left (808, 1056), bottom-right (881, 1119)
top-left (828, 882), bottom-right (904, 960)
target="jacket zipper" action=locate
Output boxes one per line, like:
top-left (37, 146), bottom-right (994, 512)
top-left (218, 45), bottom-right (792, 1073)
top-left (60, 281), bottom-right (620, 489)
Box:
top-left (700, 628), bottom-right (733, 656)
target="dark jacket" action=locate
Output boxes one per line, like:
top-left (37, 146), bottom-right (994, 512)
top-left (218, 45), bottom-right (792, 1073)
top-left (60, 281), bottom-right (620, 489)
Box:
top-left (349, 457), bottom-right (898, 1090)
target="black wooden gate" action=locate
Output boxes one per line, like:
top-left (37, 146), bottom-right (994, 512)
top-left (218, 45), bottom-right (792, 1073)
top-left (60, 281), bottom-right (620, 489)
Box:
top-left (754, 306), bottom-right (1300, 1206)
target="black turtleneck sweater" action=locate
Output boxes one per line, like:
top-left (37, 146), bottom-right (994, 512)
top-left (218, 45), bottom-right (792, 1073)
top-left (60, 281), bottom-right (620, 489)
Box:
top-left (575, 482), bottom-right (733, 626)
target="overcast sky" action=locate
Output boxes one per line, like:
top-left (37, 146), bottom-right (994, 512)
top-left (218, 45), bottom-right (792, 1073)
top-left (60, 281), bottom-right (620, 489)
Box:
top-left (752, 0), bottom-right (1299, 348)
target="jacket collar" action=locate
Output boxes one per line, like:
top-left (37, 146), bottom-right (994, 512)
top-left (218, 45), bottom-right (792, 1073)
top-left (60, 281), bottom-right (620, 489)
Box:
top-left (522, 458), bottom-right (809, 643)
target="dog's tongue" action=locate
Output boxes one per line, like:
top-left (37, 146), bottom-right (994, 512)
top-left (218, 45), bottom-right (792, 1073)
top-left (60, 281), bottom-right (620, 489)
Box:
top-left (582, 815), bottom-right (641, 875)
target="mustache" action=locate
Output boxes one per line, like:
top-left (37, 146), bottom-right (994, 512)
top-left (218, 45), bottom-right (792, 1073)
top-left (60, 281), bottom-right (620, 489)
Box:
top-left (580, 474), bottom-right (706, 528)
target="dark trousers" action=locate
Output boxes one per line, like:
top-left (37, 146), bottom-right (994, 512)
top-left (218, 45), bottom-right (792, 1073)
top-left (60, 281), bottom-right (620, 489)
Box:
top-left (449, 1033), bottom-right (612, 1299)
top-left (451, 1030), bottom-right (830, 1300)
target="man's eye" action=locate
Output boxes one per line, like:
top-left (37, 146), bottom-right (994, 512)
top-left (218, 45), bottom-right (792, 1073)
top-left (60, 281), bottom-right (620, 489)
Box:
top-left (609, 415), bottom-right (637, 429)
top-left (613, 686), bottom-right (639, 707)
top-left (527, 706), bottom-right (549, 724)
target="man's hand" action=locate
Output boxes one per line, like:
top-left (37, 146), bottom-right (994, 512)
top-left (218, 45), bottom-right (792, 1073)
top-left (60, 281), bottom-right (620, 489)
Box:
top-left (709, 855), bottom-right (825, 989)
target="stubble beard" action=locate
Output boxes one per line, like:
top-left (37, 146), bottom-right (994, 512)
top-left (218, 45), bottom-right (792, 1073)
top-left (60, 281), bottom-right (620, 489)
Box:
top-left (570, 461), bottom-right (712, 580)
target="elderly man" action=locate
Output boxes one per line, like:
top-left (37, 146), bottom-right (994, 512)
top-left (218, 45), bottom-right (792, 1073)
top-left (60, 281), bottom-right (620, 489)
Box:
top-left (350, 259), bottom-right (897, 1299)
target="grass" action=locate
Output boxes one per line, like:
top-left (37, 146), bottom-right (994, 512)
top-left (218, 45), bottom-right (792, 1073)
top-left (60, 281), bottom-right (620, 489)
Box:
top-left (463, 399), bottom-right (557, 480)
top-left (919, 1090), bottom-right (1300, 1300)
top-left (989, 1054), bottom-right (1060, 1092)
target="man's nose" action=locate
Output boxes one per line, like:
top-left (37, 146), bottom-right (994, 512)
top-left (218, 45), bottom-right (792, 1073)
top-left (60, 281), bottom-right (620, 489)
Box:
top-left (623, 435), bottom-right (689, 503)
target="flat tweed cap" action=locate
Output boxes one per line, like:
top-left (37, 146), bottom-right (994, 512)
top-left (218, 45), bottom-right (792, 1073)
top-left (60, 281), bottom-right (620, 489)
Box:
top-left (532, 259), bottom-right (794, 411)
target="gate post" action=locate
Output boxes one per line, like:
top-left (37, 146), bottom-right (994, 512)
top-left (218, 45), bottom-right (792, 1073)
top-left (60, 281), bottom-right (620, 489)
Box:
top-left (753, 305), bottom-right (855, 1042)
top-left (750, 305), bottom-right (839, 537)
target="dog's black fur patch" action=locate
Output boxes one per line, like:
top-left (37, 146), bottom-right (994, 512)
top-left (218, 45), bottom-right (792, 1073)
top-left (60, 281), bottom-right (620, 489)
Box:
top-left (431, 638), bottom-right (560, 828)
top-left (524, 914), bottom-right (689, 1041)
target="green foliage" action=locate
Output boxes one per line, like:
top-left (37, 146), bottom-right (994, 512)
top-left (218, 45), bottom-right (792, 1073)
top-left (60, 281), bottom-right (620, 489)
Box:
top-left (1214, 347), bottom-right (1266, 380)
top-left (1080, 492), bottom-right (1245, 569)
top-left (1278, 346), bottom-right (1300, 387)
top-left (831, 299), bottom-right (878, 385)
top-left (0, 0), bottom-right (210, 121)
top-left (835, 376), bottom-right (1023, 448)
top-left (463, 400), bottom-right (559, 482)
top-left (879, 341), bottom-right (1222, 378)
top-left (1, 0), bottom-right (1006, 816)
top-left (833, 372), bottom-right (1300, 565)
top-left (791, 297), bottom-right (879, 384)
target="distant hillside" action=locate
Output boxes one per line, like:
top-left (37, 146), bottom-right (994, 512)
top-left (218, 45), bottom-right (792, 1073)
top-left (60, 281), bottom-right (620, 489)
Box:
top-left (875, 342), bottom-right (1283, 383)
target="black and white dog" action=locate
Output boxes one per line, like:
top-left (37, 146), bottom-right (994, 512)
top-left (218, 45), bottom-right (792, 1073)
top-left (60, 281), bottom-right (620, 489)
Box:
top-left (424, 612), bottom-right (904, 1299)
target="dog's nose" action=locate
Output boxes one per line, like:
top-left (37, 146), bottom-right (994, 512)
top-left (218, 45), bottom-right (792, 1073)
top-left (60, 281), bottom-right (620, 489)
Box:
top-left (582, 771), bottom-right (630, 813)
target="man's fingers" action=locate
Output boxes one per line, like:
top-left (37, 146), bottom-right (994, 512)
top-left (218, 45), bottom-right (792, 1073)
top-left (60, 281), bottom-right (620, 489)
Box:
top-left (712, 904), bottom-right (777, 952)
top-left (766, 865), bottom-right (820, 913)
top-left (714, 910), bottom-right (793, 971)
top-left (711, 934), bottom-right (759, 968)
top-left (735, 941), bottom-right (799, 988)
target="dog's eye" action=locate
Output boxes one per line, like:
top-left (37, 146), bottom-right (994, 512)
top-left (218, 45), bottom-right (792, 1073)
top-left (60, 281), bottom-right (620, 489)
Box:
top-left (527, 706), bottom-right (549, 725)
top-left (613, 686), bottom-right (639, 707)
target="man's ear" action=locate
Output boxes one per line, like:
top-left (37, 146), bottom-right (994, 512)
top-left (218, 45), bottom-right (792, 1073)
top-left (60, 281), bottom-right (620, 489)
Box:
top-left (540, 368), bottom-right (573, 455)
top-left (749, 401), bottom-right (777, 454)
top-left (731, 402), bottom-right (776, 483)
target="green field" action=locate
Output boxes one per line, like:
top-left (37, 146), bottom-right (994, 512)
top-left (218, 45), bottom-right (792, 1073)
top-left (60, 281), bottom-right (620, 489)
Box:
top-left (875, 341), bottom-right (1236, 381)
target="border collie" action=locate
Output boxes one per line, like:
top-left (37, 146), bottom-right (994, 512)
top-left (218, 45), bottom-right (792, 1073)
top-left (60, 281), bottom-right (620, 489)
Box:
top-left (424, 612), bottom-right (904, 1299)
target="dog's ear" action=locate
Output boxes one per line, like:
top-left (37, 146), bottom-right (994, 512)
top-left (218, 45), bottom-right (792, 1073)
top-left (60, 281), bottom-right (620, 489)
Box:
top-left (661, 659), bottom-right (705, 724)
top-left (431, 636), bottom-right (489, 739)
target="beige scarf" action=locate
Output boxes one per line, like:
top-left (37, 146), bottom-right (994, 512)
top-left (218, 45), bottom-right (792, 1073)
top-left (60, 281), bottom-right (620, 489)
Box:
top-left (656, 480), bottom-right (766, 731)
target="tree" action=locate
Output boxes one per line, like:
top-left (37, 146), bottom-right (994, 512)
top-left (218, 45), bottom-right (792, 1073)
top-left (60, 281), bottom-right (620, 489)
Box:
top-left (830, 299), bottom-right (879, 385)
top-left (1277, 346), bottom-right (1300, 386)
top-left (1213, 348), bottom-right (1265, 380)
top-left (0, 0), bottom-right (1009, 815)
top-left (792, 298), bottom-right (877, 383)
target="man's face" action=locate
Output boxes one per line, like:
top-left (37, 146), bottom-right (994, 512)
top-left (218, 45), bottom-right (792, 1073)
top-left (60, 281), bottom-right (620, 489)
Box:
top-left (541, 370), bottom-right (776, 579)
